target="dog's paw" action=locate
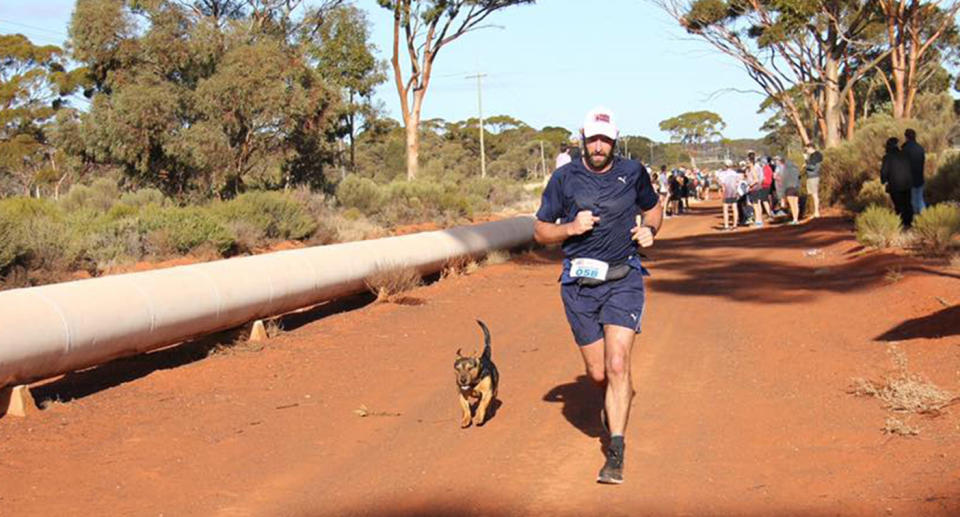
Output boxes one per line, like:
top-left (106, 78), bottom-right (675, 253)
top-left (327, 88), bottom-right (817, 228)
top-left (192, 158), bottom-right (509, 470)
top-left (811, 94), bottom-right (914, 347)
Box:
top-left (460, 417), bottom-right (472, 428)
top-left (472, 415), bottom-right (485, 426)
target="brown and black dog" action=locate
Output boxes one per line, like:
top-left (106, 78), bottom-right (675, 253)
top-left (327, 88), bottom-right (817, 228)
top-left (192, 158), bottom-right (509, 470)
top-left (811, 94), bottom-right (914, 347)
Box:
top-left (453, 320), bottom-right (499, 428)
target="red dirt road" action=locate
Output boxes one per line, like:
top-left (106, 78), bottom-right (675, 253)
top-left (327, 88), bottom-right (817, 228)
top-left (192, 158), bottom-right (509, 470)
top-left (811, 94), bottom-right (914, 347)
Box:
top-left (2, 200), bottom-right (959, 516)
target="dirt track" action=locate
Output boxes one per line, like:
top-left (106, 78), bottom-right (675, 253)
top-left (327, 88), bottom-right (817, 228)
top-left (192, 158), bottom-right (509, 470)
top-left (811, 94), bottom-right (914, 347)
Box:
top-left (2, 200), bottom-right (959, 516)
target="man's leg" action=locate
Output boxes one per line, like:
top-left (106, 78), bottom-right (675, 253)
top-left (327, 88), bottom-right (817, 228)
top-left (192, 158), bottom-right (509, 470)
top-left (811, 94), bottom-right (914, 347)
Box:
top-left (722, 203), bottom-right (729, 229)
top-left (731, 203), bottom-right (739, 228)
top-left (597, 324), bottom-right (635, 484)
top-left (579, 338), bottom-right (606, 386)
top-left (788, 195), bottom-right (799, 223)
top-left (602, 325), bottom-right (635, 436)
top-left (911, 186), bottom-right (925, 215)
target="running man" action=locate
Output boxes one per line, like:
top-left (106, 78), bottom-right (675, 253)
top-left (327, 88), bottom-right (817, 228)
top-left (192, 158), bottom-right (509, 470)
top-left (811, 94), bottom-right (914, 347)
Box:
top-left (534, 106), bottom-right (663, 485)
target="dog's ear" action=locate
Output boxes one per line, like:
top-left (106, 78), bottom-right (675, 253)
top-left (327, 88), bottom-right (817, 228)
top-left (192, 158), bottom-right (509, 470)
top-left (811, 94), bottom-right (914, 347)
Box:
top-left (456, 348), bottom-right (464, 358)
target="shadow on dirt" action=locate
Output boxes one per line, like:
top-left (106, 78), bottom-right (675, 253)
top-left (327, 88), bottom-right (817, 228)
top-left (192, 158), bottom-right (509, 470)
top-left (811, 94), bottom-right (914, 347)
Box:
top-left (875, 305), bottom-right (960, 341)
top-left (542, 375), bottom-right (604, 439)
top-left (31, 291), bottom-right (384, 408)
top-left (31, 335), bottom-right (226, 407)
top-left (644, 214), bottom-right (953, 304)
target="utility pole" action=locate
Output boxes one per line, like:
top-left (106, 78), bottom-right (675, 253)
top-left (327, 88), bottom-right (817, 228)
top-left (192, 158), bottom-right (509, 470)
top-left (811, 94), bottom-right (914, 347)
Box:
top-left (539, 141), bottom-right (546, 178)
top-left (466, 73), bottom-right (487, 178)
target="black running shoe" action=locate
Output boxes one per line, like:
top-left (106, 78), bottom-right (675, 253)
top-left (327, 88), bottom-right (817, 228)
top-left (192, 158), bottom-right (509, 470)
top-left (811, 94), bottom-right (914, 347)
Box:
top-left (596, 446), bottom-right (624, 484)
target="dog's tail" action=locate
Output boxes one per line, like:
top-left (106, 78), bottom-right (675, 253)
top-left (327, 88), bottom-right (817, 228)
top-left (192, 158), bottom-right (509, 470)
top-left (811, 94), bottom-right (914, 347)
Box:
top-left (476, 319), bottom-right (491, 360)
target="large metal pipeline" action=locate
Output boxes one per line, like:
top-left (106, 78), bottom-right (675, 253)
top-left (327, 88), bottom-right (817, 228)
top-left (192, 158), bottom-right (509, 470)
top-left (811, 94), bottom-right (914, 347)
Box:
top-left (0, 216), bottom-right (536, 389)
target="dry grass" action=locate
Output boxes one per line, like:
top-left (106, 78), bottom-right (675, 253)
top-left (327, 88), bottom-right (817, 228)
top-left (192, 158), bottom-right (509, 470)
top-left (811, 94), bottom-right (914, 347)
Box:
top-left (483, 249), bottom-right (511, 266)
top-left (883, 416), bottom-right (920, 436)
top-left (950, 253), bottom-right (960, 270)
top-left (850, 345), bottom-right (957, 428)
top-left (364, 262), bottom-right (422, 302)
top-left (883, 265), bottom-right (904, 283)
top-left (440, 255), bottom-right (478, 279)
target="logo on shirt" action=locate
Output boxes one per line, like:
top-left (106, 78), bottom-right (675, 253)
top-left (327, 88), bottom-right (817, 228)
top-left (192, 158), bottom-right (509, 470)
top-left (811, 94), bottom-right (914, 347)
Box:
top-left (617, 176), bottom-right (626, 184)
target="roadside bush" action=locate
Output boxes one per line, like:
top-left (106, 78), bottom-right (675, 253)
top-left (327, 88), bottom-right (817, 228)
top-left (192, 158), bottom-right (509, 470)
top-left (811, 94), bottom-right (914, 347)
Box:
top-left (60, 178), bottom-right (119, 213)
top-left (119, 188), bottom-right (165, 208)
top-left (855, 205), bottom-right (902, 248)
top-left (821, 116), bottom-right (906, 210)
top-left (925, 151), bottom-right (960, 205)
top-left (139, 205), bottom-right (234, 255)
top-left (215, 191), bottom-right (318, 241)
top-left (821, 93), bottom-right (955, 210)
top-left (854, 179), bottom-right (892, 212)
top-left (912, 203), bottom-right (960, 254)
top-left (336, 175), bottom-right (383, 213)
top-left (0, 197), bottom-right (82, 272)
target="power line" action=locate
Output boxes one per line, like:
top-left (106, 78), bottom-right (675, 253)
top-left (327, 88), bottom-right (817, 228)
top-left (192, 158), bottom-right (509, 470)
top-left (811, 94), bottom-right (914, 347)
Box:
top-left (0, 19), bottom-right (69, 38)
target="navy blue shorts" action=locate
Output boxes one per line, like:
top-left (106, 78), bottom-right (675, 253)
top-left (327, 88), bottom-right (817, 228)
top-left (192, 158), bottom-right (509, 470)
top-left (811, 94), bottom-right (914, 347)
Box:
top-left (560, 267), bottom-right (647, 346)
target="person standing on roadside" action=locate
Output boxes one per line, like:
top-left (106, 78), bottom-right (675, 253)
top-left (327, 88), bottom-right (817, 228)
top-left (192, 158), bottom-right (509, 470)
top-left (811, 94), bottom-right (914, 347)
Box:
top-left (746, 151), bottom-right (765, 226)
top-left (556, 143), bottom-right (572, 170)
top-left (881, 137), bottom-right (914, 228)
top-left (534, 106), bottom-right (663, 485)
top-left (901, 129), bottom-right (926, 215)
top-left (804, 144), bottom-right (823, 218)
top-left (776, 155), bottom-right (801, 224)
top-left (716, 159), bottom-right (741, 230)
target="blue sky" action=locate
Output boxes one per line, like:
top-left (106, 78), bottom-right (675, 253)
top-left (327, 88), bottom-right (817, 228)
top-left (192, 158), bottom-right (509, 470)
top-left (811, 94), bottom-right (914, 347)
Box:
top-left (0, 0), bottom-right (770, 142)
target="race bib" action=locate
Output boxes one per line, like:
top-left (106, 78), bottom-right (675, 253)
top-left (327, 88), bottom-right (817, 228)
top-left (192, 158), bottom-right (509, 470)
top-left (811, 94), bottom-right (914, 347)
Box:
top-left (570, 258), bottom-right (609, 281)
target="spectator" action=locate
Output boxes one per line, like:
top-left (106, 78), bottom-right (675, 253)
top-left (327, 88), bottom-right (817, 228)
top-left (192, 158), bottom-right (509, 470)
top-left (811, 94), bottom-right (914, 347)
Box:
top-left (881, 137), bottom-right (914, 228)
top-left (777, 156), bottom-right (801, 225)
top-left (804, 144), bottom-right (823, 218)
top-left (716, 159), bottom-right (741, 230)
top-left (555, 143), bottom-right (572, 169)
top-left (901, 129), bottom-right (926, 215)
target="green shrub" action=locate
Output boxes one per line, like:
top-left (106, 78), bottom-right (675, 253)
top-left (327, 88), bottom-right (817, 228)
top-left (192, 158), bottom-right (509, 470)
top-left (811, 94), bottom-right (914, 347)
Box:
top-left (0, 197), bottom-right (82, 272)
top-left (61, 178), bottom-right (119, 213)
top-left (119, 188), bottom-right (166, 208)
top-left (926, 152), bottom-right (960, 205)
top-left (854, 179), bottom-right (892, 212)
top-left (821, 94), bottom-right (955, 210)
top-left (216, 191), bottom-right (317, 241)
top-left (336, 175), bottom-right (383, 213)
top-left (856, 205), bottom-right (902, 248)
top-left (912, 203), bottom-right (960, 254)
top-left (139, 205), bottom-right (234, 255)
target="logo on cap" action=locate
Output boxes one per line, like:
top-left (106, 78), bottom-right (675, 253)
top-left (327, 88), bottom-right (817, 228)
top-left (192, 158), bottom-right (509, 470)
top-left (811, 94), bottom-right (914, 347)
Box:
top-left (595, 114), bottom-right (610, 123)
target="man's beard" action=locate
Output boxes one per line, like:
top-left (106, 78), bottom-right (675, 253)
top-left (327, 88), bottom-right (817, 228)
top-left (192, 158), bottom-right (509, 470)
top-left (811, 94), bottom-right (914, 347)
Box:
top-left (584, 145), bottom-right (615, 171)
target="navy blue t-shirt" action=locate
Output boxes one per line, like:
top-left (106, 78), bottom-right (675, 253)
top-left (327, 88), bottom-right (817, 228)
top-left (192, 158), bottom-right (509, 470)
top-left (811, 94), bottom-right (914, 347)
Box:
top-left (536, 156), bottom-right (659, 263)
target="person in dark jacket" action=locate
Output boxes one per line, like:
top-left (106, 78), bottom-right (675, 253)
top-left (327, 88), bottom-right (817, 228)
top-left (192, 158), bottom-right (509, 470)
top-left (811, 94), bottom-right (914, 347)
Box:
top-left (901, 128), bottom-right (926, 215)
top-left (881, 137), bottom-right (914, 227)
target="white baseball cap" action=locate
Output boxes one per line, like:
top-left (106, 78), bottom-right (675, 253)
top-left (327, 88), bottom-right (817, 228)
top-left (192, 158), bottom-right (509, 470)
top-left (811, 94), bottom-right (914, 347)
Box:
top-left (582, 106), bottom-right (618, 140)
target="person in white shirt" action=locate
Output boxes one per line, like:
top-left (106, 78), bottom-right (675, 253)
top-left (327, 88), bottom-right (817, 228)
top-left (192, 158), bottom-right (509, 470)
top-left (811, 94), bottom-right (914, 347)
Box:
top-left (555, 144), bottom-right (572, 169)
top-left (716, 159), bottom-right (741, 230)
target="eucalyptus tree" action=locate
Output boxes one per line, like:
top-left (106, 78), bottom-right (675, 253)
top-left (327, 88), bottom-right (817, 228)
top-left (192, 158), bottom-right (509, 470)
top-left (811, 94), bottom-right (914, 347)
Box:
top-left (0, 34), bottom-right (81, 196)
top-left (878, 0), bottom-right (960, 118)
top-left (659, 110), bottom-right (726, 166)
top-left (66, 0), bottom-right (347, 197)
top-left (377, 0), bottom-right (535, 180)
top-left (310, 5), bottom-right (386, 172)
top-left (655, 0), bottom-right (890, 148)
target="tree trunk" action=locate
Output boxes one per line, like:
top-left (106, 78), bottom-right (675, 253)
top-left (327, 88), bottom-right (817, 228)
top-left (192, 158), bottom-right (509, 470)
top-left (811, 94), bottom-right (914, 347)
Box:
top-left (824, 56), bottom-right (842, 148)
top-left (886, 2), bottom-right (907, 118)
top-left (845, 86), bottom-right (856, 140)
top-left (405, 121), bottom-right (419, 181)
top-left (348, 91), bottom-right (356, 171)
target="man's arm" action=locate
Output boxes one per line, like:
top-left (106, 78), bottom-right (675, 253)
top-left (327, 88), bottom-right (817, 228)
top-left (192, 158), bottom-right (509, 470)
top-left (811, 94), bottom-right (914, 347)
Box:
top-left (534, 211), bottom-right (600, 245)
top-left (631, 200), bottom-right (663, 248)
